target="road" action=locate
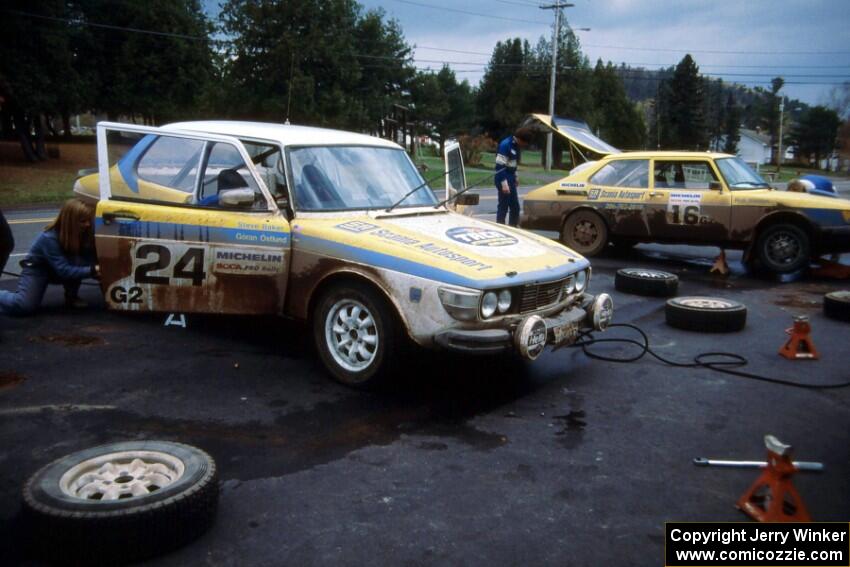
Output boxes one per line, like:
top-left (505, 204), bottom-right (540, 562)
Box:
top-left (1, 183), bottom-right (849, 566)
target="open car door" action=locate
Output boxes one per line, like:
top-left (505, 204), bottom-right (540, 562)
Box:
top-left (94, 121), bottom-right (291, 315)
top-left (443, 140), bottom-right (470, 214)
top-left (519, 113), bottom-right (620, 166)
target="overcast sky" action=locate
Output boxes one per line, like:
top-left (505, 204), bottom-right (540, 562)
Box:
top-left (208, 0), bottom-right (850, 106)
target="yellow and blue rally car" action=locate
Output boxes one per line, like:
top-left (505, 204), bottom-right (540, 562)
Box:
top-left (518, 114), bottom-right (850, 274)
top-left (75, 121), bottom-right (613, 386)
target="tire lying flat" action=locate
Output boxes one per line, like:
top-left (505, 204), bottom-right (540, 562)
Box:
top-left (665, 296), bottom-right (747, 332)
top-left (22, 441), bottom-right (218, 565)
top-left (615, 268), bottom-right (679, 297)
top-left (824, 291), bottom-right (850, 322)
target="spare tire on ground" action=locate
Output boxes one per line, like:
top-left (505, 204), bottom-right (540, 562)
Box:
top-left (665, 296), bottom-right (747, 332)
top-left (615, 268), bottom-right (679, 297)
top-left (824, 291), bottom-right (850, 322)
top-left (22, 440), bottom-right (218, 565)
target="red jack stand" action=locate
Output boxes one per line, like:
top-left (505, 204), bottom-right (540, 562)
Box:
top-left (710, 249), bottom-right (729, 275)
top-left (779, 315), bottom-right (819, 360)
top-left (737, 435), bottom-right (811, 522)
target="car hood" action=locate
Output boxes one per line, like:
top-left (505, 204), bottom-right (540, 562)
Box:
top-left (518, 114), bottom-right (620, 158)
top-left (293, 210), bottom-right (589, 289)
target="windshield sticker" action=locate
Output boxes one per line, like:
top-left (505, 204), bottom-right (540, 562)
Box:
top-left (446, 227), bottom-right (519, 247)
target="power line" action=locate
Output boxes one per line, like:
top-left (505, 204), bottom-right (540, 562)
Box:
top-left (387, 0), bottom-right (549, 25)
top-left (582, 42), bottom-right (850, 56)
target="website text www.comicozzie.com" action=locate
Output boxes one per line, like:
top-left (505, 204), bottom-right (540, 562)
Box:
top-left (665, 523), bottom-right (849, 567)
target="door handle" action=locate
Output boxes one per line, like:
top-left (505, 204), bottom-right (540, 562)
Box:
top-left (648, 191), bottom-right (658, 197)
top-left (102, 211), bottom-right (140, 224)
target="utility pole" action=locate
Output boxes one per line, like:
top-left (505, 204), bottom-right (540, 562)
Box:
top-left (540, 3), bottom-right (573, 171)
top-left (777, 98), bottom-right (785, 172)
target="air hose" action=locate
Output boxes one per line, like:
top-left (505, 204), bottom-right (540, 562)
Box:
top-left (567, 323), bottom-right (850, 390)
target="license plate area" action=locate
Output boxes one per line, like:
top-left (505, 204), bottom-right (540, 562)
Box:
top-left (552, 321), bottom-right (579, 345)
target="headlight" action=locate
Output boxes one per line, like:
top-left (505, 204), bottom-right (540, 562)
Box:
top-left (481, 291), bottom-right (498, 318)
top-left (564, 275), bottom-right (576, 294)
top-left (575, 269), bottom-right (588, 292)
top-left (497, 289), bottom-right (512, 313)
top-left (438, 287), bottom-right (480, 321)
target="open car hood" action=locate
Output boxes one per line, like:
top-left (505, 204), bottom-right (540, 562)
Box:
top-left (519, 114), bottom-right (620, 159)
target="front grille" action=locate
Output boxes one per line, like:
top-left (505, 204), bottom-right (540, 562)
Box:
top-left (518, 277), bottom-right (569, 313)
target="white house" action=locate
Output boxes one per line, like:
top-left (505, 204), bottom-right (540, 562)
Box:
top-left (712, 128), bottom-right (772, 167)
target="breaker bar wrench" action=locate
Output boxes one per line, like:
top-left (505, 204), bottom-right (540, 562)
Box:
top-left (693, 457), bottom-right (824, 472)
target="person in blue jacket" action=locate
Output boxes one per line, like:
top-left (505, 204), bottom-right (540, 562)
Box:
top-left (494, 128), bottom-right (533, 226)
top-left (0, 208), bottom-right (12, 277)
top-left (0, 199), bottom-right (99, 316)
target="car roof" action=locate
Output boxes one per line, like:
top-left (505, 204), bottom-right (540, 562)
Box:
top-left (601, 150), bottom-right (735, 160)
top-left (163, 120), bottom-right (401, 150)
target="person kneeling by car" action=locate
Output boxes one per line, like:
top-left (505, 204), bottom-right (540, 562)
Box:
top-left (0, 199), bottom-right (99, 316)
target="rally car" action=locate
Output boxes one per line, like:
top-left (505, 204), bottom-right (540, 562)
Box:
top-left (518, 114), bottom-right (850, 274)
top-left (74, 121), bottom-right (613, 387)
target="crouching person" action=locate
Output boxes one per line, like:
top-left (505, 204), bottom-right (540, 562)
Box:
top-left (0, 199), bottom-right (99, 316)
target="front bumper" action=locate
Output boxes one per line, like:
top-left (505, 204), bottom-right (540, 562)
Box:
top-left (433, 293), bottom-right (613, 359)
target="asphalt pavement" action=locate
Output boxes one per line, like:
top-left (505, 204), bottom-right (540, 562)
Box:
top-left (1, 191), bottom-right (849, 565)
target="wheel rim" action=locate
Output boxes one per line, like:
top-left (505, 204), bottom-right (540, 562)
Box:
top-left (765, 230), bottom-right (802, 266)
top-left (678, 298), bottom-right (734, 309)
top-left (58, 450), bottom-right (185, 501)
top-left (622, 269), bottom-right (670, 279)
top-left (325, 299), bottom-right (379, 373)
top-left (571, 219), bottom-right (599, 248)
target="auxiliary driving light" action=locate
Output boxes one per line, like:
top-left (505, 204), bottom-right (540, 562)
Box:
top-left (515, 315), bottom-right (547, 360)
top-left (591, 293), bottom-right (614, 331)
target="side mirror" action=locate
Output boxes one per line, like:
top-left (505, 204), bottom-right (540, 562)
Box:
top-left (456, 192), bottom-right (480, 206)
top-left (709, 181), bottom-right (722, 191)
top-left (219, 188), bottom-right (255, 207)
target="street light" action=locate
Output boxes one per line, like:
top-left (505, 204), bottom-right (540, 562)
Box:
top-left (540, 3), bottom-right (575, 171)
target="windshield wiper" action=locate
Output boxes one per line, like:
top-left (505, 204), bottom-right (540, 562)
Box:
top-left (384, 164), bottom-right (462, 213)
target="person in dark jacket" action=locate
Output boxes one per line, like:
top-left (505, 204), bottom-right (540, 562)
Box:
top-left (494, 127), bottom-right (532, 226)
top-left (0, 199), bottom-right (98, 316)
top-left (0, 208), bottom-right (12, 276)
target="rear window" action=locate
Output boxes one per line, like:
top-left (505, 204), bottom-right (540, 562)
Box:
top-left (590, 160), bottom-right (649, 188)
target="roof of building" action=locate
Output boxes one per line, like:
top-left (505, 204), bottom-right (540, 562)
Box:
top-left (739, 128), bottom-right (771, 146)
top-left (163, 120), bottom-right (400, 149)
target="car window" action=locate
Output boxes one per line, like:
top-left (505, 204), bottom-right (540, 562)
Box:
top-left (589, 159), bottom-right (649, 189)
top-left (653, 161), bottom-right (718, 190)
top-left (243, 141), bottom-right (288, 204)
top-left (716, 157), bottom-right (771, 189)
top-left (198, 142), bottom-right (268, 210)
top-left (137, 136), bottom-right (204, 193)
top-left (289, 146), bottom-right (435, 211)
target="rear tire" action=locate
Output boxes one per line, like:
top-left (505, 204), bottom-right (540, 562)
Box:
top-left (313, 281), bottom-right (398, 389)
top-left (561, 210), bottom-right (608, 256)
top-left (756, 223), bottom-right (810, 274)
top-left (665, 296), bottom-right (747, 332)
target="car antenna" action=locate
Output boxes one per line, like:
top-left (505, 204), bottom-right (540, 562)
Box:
top-left (385, 164), bottom-right (462, 213)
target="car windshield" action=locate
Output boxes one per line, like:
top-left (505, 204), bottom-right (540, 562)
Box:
top-left (289, 146), bottom-right (436, 211)
top-left (716, 157), bottom-right (771, 189)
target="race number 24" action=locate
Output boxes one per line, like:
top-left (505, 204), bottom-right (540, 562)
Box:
top-left (134, 244), bottom-right (206, 286)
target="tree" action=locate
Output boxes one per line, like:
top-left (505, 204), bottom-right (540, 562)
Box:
top-left (661, 54), bottom-right (706, 149)
top-left (791, 105), bottom-right (841, 168)
top-left (476, 38), bottom-right (531, 138)
top-left (722, 93), bottom-right (741, 154)
top-left (589, 60), bottom-right (645, 149)
top-left (410, 67), bottom-right (475, 154)
top-left (219, 0), bottom-right (413, 129)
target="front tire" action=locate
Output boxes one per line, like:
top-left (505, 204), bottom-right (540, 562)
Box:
top-left (756, 223), bottom-right (810, 274)
top-left (561, 210), bottom-right (609, 256)
top-left (313, 282), bottom-right (398, 388)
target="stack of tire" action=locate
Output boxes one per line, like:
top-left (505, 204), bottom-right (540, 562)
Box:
top-left (614, 268), bottom-right (747, 332)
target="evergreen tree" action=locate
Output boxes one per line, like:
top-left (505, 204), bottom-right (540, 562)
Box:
top-left (792, 105), bottom-right (841, 167)
top-left (665, 54), bottom-right (706, 149)
top-left (589, 60), bottom-right (645, 149)
top-left (722, 93), bottom-right (741, 154)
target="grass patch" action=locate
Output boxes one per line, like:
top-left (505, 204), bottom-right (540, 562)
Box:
top-left (755, 165), bottom-right (845, 183)
top-left (414, 151), bottom-right (566, 190)
top-left (0, 140), bottom-right (96, 207)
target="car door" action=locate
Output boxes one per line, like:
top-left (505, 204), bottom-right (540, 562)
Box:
top-left (444, 141), bottom-right (469, 213)
top-left (94, 122), bottom-right (291, 315)
top-left (585, 159), bottom-right (651, 239)
top-left (645, 159), bottom-right (731, 243)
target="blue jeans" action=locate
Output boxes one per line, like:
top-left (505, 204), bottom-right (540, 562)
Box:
top-left (496, 184), bottom-right (520, 226)
top-left (0, 265), bottom-right (83, 316)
